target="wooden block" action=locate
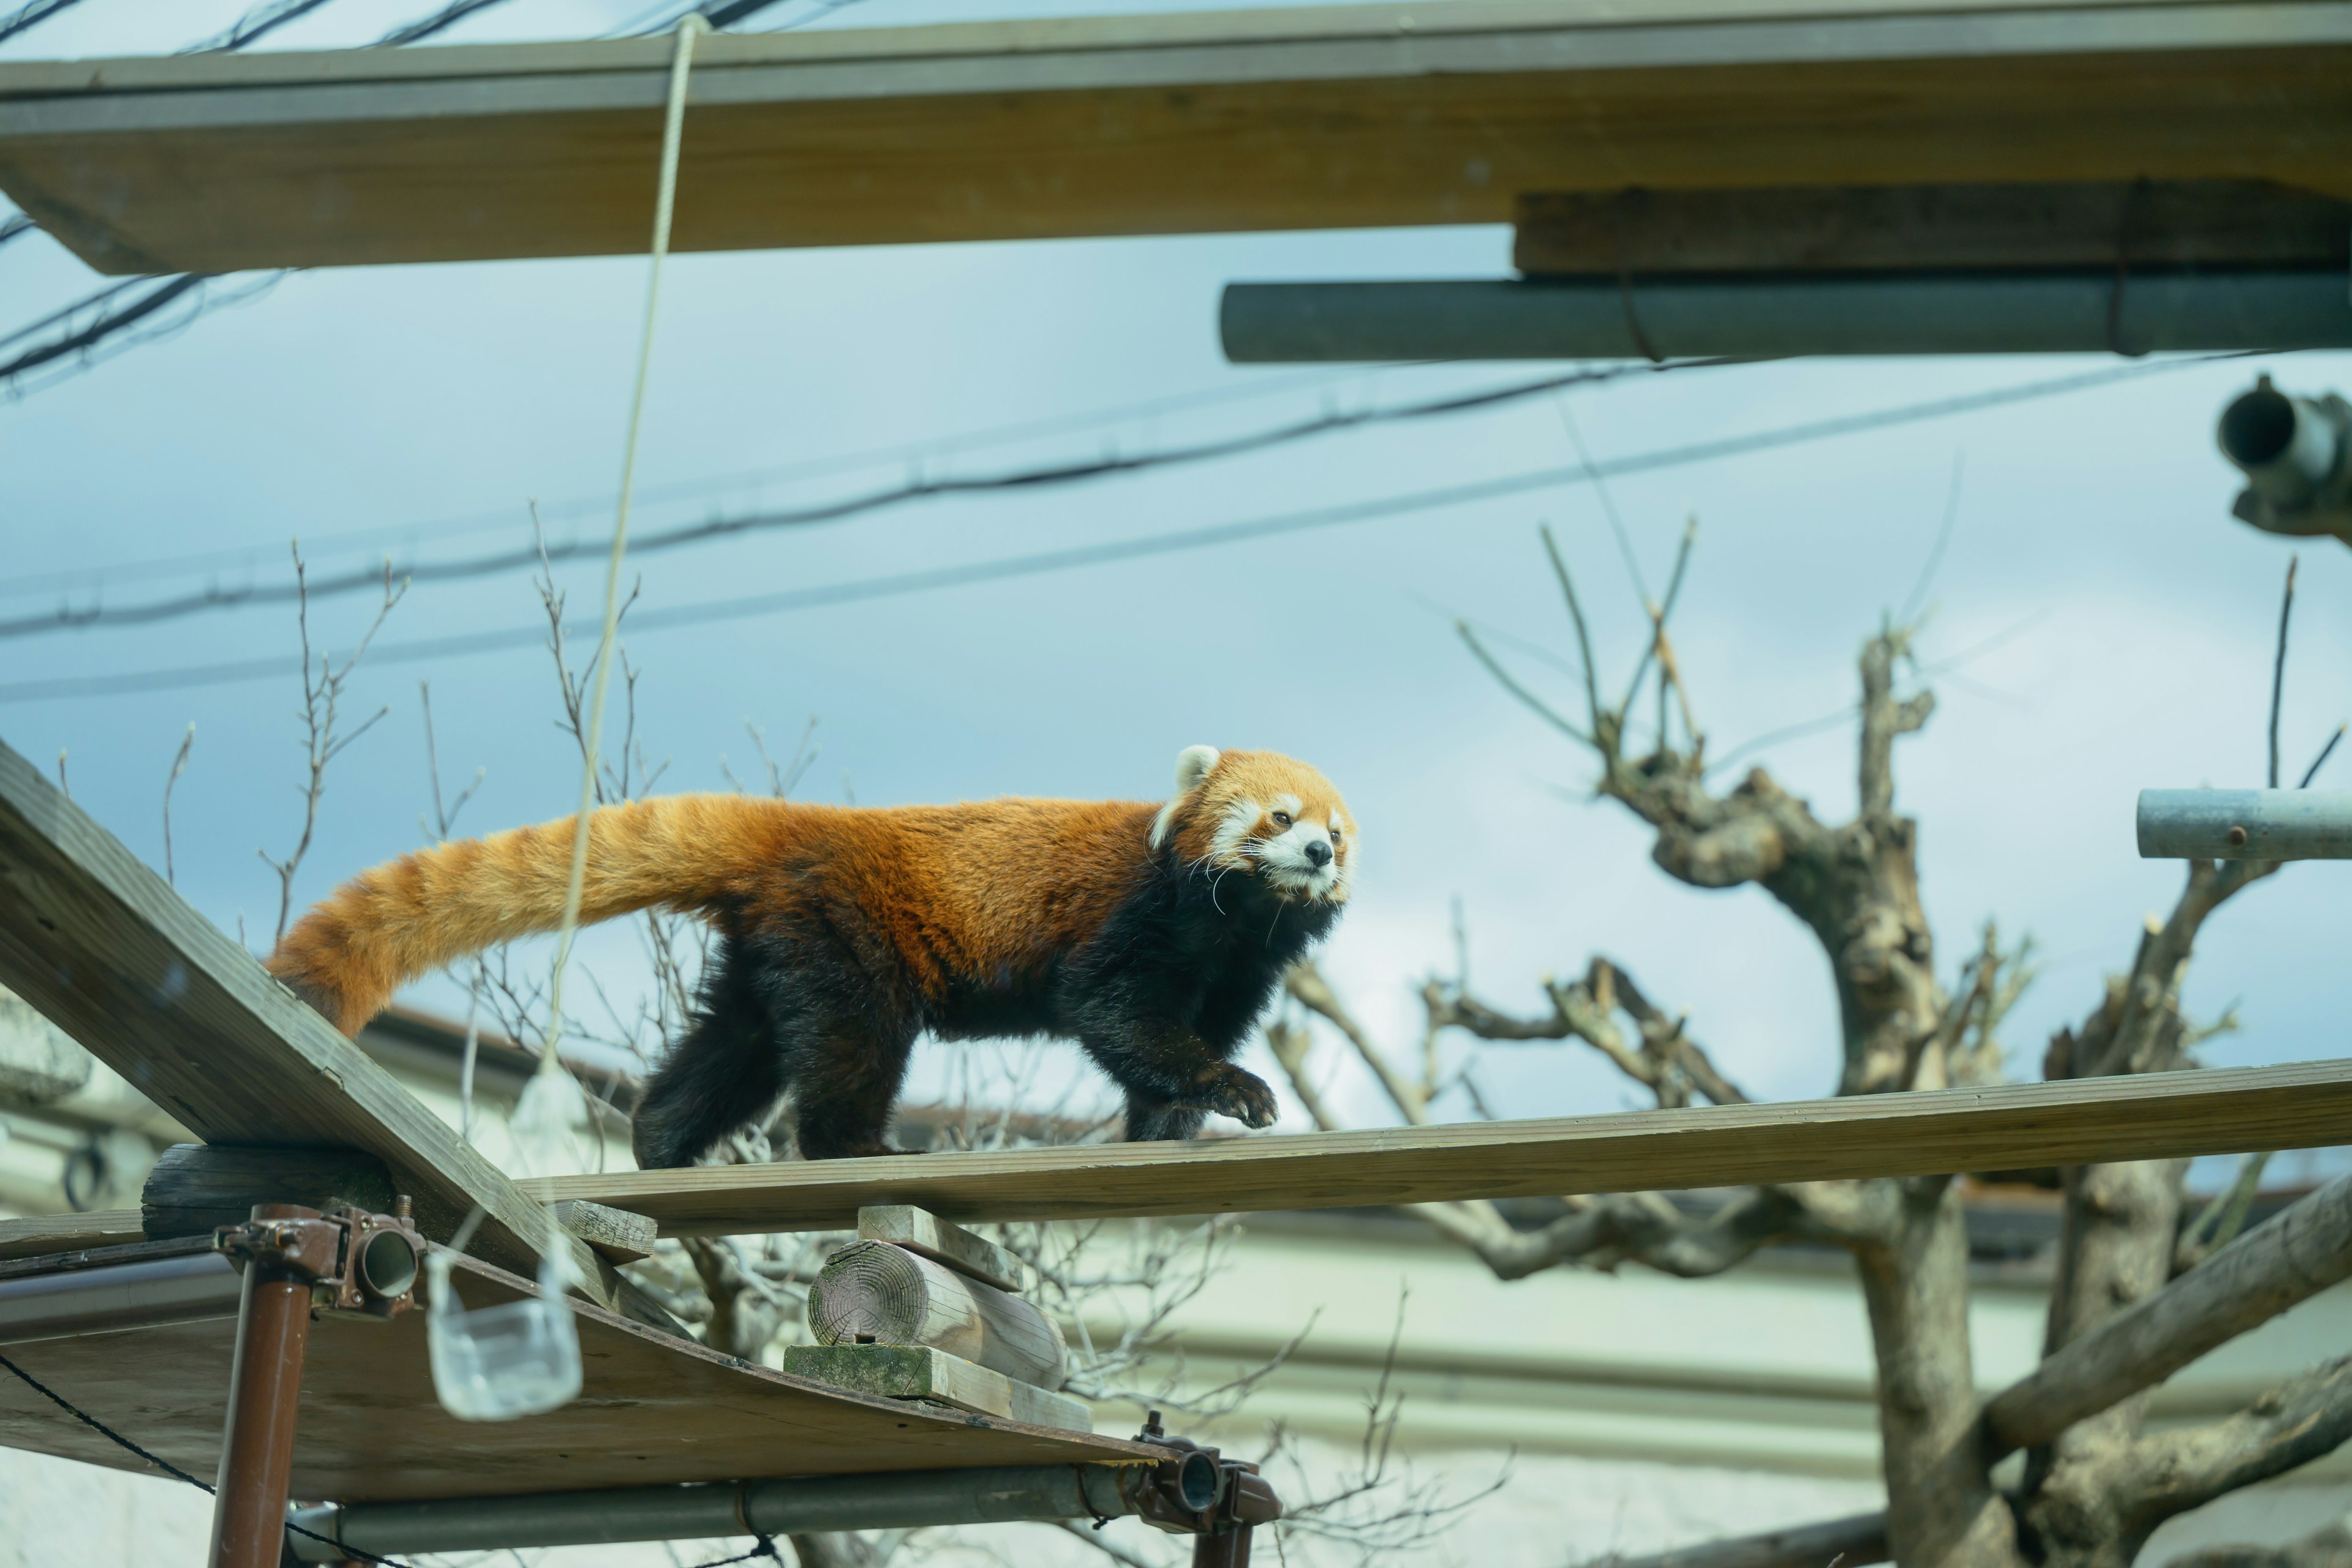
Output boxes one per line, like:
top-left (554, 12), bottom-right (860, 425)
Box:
top-left (0, 1209), bottom-right (145, 1264)
top-left (140, 1141), bottom-right (397, 1240)
top-left (809, 1240), bottom-right (1067, 1390)
top-left (553, 1199), bottom-right (657, 1263)
top-left (782, 1343), bottom-right (1093, 1434)
top-left (858, 1205), bottom-right (1025, 1292)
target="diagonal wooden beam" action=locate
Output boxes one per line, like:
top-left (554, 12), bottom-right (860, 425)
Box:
top-left (0, 737), bottom-right (657, 1322)
top-left (526, 1058), bottom-right (2352, 1235)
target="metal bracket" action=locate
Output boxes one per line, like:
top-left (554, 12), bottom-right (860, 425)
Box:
top-left (1124, 1411), bottom-right (1283, 1566)
top-left (214, 1199), bottom-right (421, 1319)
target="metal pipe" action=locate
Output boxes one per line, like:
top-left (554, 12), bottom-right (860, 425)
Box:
top-left (1218, 271), bottom-right (2352, 362)
top-left (210, 1216), bottom-right (316, 1568)
top-left (0, 1251), bottom-right (241, 1346)
top-left (285, 1465), bottom-right (1143, 1561)
top-left (2137, 790), bottom-right (2352, 861)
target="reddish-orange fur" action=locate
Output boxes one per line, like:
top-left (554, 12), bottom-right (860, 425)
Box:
top-left (268, 793), bottom-right (1167, 1036)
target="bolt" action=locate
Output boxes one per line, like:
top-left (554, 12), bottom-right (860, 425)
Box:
top-left (2227, 824), bottom-right (2250, 848)
top-left (394, 1194), bottom-right (412, 1221)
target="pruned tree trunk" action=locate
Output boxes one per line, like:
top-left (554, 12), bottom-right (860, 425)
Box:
top-left (1289, 534), bottom-right (2348, 1568)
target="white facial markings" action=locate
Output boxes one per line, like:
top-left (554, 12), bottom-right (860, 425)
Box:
top-left (1207, 796), bottom-right (1264, 867)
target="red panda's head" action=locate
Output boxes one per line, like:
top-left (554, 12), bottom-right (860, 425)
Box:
top-left (1148, 745), bottom-right (1355, 906)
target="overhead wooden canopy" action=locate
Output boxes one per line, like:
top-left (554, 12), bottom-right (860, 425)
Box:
top-left (525, 1057), bottom-right (2352, 1235)
top-left (0, 1250), bottom-right (1150, 1501)
top-left (0, 0), bottom-right (2346, 273)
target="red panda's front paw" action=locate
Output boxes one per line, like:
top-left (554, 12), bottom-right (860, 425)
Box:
top-left (1199, 1065), bottom-right (1280, 1129)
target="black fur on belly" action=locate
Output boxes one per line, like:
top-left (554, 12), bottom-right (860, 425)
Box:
top-left (629, 855), bottom-right (1339, 1167)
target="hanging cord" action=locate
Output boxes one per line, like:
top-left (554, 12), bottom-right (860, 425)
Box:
top-left (0, 1349), bottom-right (419, 1568)
top-left (530, 13), bottom-right (708, 1178)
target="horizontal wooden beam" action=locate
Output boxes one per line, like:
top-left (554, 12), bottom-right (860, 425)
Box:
top-left (1, 0), bottom-right (2346, 272)
top-left (526, 1057), bottom-right (2352, 1234)
top-left (0, 1210), bottom-right (142, 1264)
top-left (0, 737), bottom-right (654, 1322)
top-left (1511, 181), bottom-right (2352, 275)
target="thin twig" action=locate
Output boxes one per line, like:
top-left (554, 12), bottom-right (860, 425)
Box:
top-left (2269, 556), bottom-right (2297, 789)
top-left (161, 723), bottom-right (194, 887)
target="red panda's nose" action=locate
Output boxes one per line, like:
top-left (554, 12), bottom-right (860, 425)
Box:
top-left (1303, 839), bottom-right (1333, 869)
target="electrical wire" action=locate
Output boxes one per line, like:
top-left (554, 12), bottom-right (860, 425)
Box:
top-left (1, 359), bottom-right (1735, 639)
top-left (0, 362), bottom-right (1376, 600)
top-left (181, 0), bottom-right (341, 52)
top-left (0, 0), bottom-right (86, 47)
top-left (0, 274), bottom-right (209, 382)
top-left (1, 273), bottom-right (285, 402)
top-left (0, 351), bottom-right (2253, 706)
top-left (0, 212), bottom-right (35, 252)
top-left (375, 0), bottom-right (518, 46)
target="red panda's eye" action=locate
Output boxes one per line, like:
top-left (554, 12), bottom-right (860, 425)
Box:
top-left (1272, 812), bottom-right (1292, 827)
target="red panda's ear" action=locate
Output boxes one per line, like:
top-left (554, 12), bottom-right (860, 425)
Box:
top-left (1150, 745), bottom-right (1221, 850)
top-left (1171, 745), bottom-right (1221, 794)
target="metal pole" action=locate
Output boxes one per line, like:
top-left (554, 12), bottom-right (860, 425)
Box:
top-left (209, 1208), bottom-right (317, 1568)
top-left (2136, 790), bottom-right (2352, 860)
top-left (1218, 272), bottom-right (2352, 363)
top-left (287, 1466), bottom-right (1144, 1559)
top-left (0, 1251), bottom-right (241, 1345)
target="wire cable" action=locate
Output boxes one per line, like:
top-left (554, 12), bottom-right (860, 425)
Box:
top-left (0, 1349), bottom-right (419, 1568)
top-left (0, 274), bottom-right (209, 383)
top-left (1, 359), bottom-right (1733, 638)
top-left (375, 0), bottom-right (518, 45)
top-left (0, 362), bottom-right (1378, 600)
top-left (181, 0), bottom-right (341, 52)
top-left (0, 0), bottom-right (86, 47)
top-left (0, 351), bottom-right (2256, 706)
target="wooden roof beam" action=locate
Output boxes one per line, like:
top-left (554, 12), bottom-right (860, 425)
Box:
top-left (0, 737), bottom-right (665, 1326)
top-left (1, 0), bottom-right (2347, 273)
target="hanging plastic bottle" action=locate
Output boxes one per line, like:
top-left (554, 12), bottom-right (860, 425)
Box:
top-left (424, 1223), bottom-right (582, 1422)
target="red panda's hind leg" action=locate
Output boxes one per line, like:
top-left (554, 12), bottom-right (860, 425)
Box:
top-left (631, 938), bottom-right (785, 1170)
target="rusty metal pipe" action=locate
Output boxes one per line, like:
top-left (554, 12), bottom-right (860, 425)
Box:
top-left (209, 1214), bottom-right (317, 1568)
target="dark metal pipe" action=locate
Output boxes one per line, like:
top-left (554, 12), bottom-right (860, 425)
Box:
top-left (1219, 271), bottom-right (2352, 362)
top-left (285, 1465), bottom-right (1142, 1561)
top-left (210, 1217), bottom-right (317, 1568)
top-left (2138, 790), bottom-right (2352, 861)
top-left (0, 1251), bottom-right (241, 1345)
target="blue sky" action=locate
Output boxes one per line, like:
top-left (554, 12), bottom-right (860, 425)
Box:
top-left (7, 0), bottom-right (2351, 1165)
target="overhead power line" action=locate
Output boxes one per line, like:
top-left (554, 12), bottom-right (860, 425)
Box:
top-left (183, 0), bottom-right (342, 52)
top-left (376, 0), bottom-right (518, 45)
top-left (0, 213), bottom-right (35, 254)
top-left (2, 359), bottom-right (1738, 640)
top-left (0, 362), bottom-right (1371, 599)
top-left (0, 0), bottom-right (86, 47)
top-left (0, 276), bottom-right (209, 383)
top-left (0, 352), bottom-right (2253, 706)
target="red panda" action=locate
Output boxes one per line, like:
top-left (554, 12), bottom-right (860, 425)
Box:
top-left (268, 745), bottom-right (1355, 1165)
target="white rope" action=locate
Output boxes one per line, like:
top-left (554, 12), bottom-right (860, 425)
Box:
top-left (536, 13), bottom-right (707, 1110)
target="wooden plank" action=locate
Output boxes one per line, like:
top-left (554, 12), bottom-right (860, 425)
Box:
top-left (781, 1344), bottom-right (1093, 1433)
top-left (0, 1), bottom-right (2346, 273)
top-left (0, 1210), bottom-right (143, 1263)
top-left (0, 737), bottom-right (644, 1321)
top-left (1512, 179), bottom-right (2352, 275)
top-left (527, 1057), bottom-right (2352, 1234)
top-left (0, 1251), bottom-right (1148, 1499)
top-left (552, 1198), bottom-right (658, 1263)
top-left (859, 1205), bottom-right (1027, 1293)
